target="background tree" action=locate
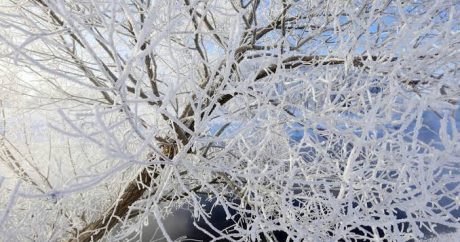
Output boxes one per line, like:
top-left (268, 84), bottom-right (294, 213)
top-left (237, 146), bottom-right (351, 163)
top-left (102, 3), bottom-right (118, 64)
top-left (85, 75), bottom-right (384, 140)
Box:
top-left (0, 0), bottom-right (459, 241)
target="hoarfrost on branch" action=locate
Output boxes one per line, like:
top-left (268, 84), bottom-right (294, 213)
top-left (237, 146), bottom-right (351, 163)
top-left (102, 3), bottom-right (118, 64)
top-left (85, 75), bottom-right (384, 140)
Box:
top-left (0, 0), bottom-right (459, 241)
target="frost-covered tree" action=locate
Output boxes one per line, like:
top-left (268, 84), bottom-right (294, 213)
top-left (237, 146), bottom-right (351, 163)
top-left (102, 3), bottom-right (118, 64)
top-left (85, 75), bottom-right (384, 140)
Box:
top-left (0, 0), bottom-right (459, 241)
